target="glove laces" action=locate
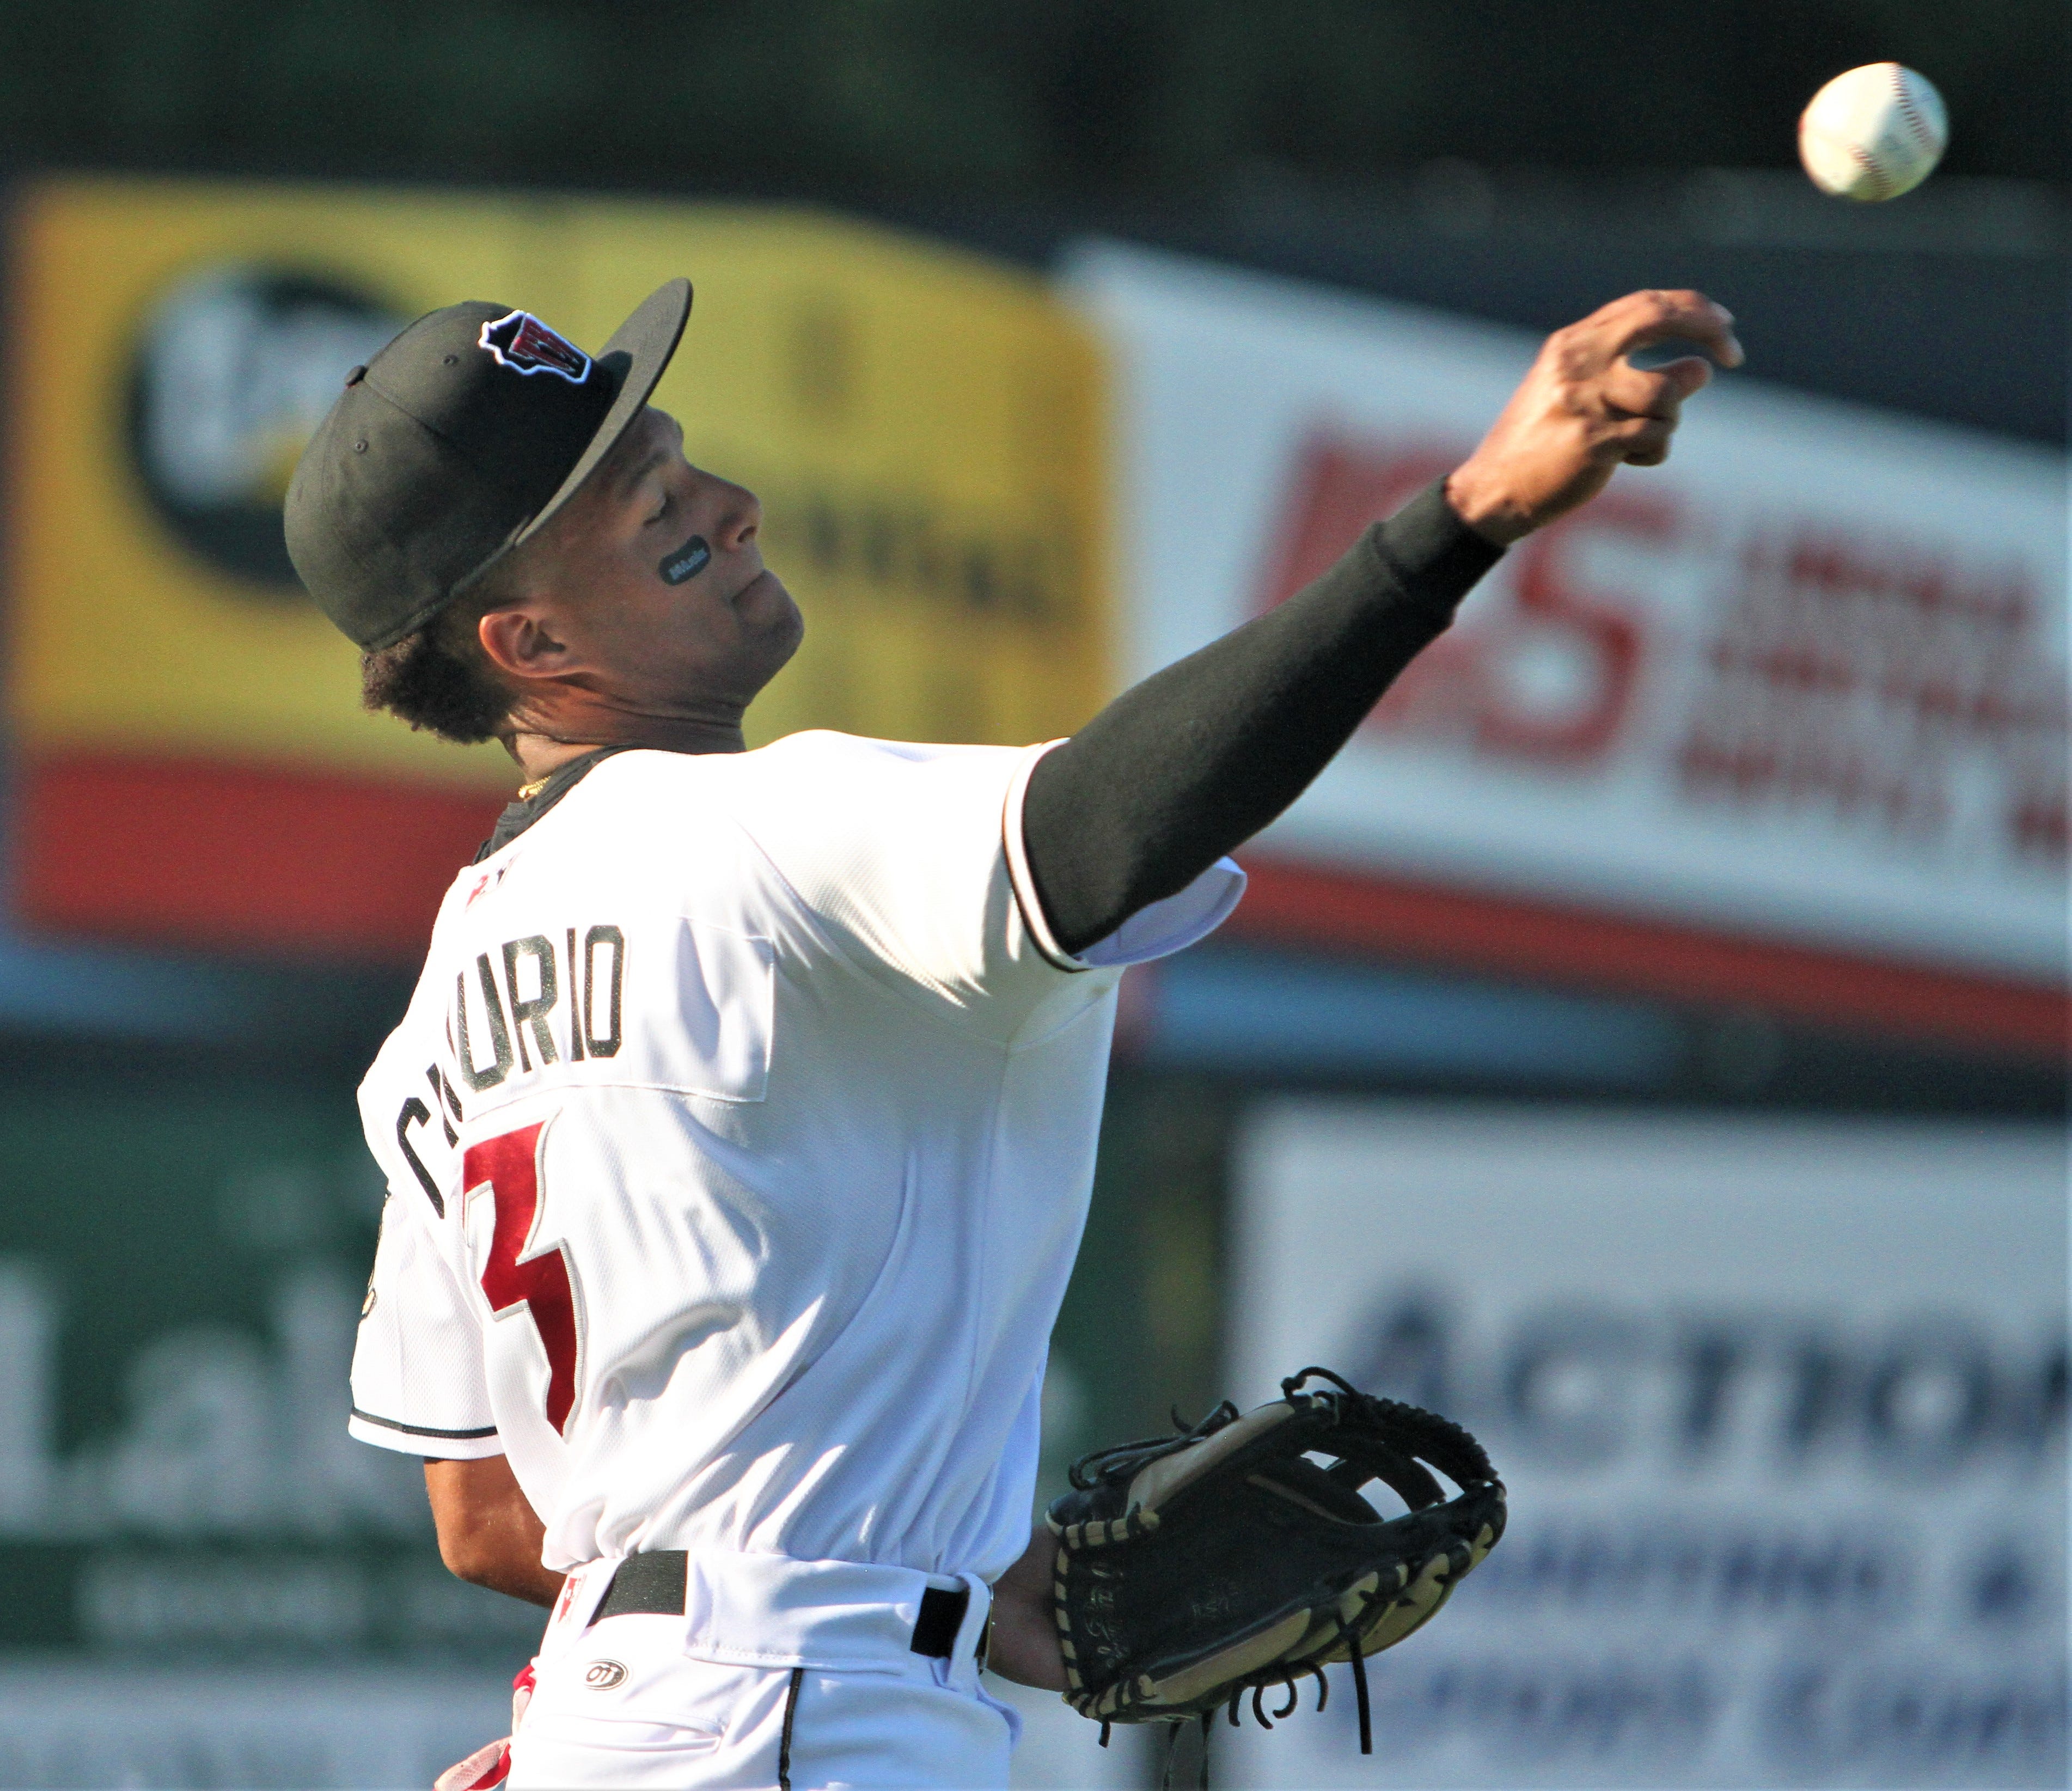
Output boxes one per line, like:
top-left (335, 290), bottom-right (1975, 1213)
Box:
top-left (1066, 1399), bottom-right (1240, 1492)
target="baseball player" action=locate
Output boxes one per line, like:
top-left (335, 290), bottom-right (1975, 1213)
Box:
top-left (285, 276), bottom-right (1737, 1788)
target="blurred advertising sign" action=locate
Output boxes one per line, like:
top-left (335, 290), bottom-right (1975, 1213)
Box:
top-left (5, 178), bottom-right (1108, 962)
top-left (0, 1063), bottom-right (543, 1781)
top-left (0, 1072), bottom-right (541, 1648)
top-left (1068, 244), bottom-right (2067, 1052)
top-left (1228, 1099), bottom-right (2067, 1788)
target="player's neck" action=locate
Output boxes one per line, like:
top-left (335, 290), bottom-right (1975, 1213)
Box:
top-left (503, 702), bottom-right (749, 784)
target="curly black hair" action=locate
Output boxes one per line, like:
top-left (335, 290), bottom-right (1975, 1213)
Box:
top-left (357, 565), bottom-right (524, 744)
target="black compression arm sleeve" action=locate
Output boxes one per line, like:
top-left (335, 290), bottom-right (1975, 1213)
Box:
top-left (1021, 480), bottom-right (1503, 957)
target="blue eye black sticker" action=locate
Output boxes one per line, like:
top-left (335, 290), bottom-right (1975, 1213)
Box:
top-left (659, 535), bottom-right (711, 585)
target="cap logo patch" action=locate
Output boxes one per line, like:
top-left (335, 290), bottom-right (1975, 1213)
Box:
top-left (479, 309), bottom-right (592, 384)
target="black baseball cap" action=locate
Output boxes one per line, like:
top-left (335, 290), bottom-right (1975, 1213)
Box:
top-left (285, 278), bottom-right (691, 651)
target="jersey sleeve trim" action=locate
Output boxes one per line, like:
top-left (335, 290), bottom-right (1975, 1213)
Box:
top-left (350, 1405), bottom-right (499, 1441)
top-left (1003, 741), bottom-right (1089, 973)
top-left (1004, 740), bottom-right (1248, 971)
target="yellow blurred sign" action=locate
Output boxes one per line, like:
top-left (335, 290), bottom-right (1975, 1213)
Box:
top-left (8, 176), bottom-right (1111, 790)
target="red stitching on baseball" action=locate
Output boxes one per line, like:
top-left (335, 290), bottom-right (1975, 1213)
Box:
top-left (1890, 70), bottom-right (1941, 156)
top-left (1816, 132), bottom-right (1892, 200)
top-left (1849, 139), bottom-right (1892, 200)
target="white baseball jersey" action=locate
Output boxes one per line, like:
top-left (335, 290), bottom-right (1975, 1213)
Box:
top-left (349, 734), bottom-right (1242, 1579)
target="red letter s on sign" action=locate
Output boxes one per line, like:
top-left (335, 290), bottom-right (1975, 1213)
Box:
top-left (1473, 494), bottom-right (1674, 765)
top-left (462, 1122), bottom-right (582, 1435)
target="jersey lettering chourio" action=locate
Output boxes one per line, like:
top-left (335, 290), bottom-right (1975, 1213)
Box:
top-left (350, 735), bottom-right (1242, 1577)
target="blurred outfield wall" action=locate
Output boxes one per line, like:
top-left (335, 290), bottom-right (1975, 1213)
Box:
top-left (0, 178), bottom-right (2062, 1790)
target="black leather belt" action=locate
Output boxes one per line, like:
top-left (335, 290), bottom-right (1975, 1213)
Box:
top-left (590, 1551), bottom-right (982, 1659)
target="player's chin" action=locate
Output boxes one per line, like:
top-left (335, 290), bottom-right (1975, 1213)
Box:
top-left (729, 574), bottom-right (804, 679)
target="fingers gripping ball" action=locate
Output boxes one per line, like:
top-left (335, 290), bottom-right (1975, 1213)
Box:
top-left (1799, 64), bottom-right (1947, 201)
top-left (1046, 1368), bottom-right (1505, 1759)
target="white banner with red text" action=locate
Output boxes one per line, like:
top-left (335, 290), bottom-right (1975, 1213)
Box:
top-left (1067, 244), bottom-right (2067, 1047)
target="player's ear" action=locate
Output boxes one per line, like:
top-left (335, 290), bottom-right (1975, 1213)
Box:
top-left (477, 607), bottom-right (572, 681)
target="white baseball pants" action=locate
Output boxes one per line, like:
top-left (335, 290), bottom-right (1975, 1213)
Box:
top-left (506, 1556), bottom-right (1018, 1790)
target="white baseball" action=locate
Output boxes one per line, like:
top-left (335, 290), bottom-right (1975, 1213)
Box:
top-left (1798, 63), bottom-right (1947, 201)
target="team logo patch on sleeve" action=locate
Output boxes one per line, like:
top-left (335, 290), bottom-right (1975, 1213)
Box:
top-left (479, 309), bottom-right (592, 383)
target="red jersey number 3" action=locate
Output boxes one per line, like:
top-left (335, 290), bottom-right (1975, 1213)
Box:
top-left (462, 1122), bottom-right (582, 1435)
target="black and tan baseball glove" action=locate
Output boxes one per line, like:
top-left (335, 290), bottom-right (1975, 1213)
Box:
top-left (1047, 1367), bottom-right (1504, 1759)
